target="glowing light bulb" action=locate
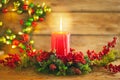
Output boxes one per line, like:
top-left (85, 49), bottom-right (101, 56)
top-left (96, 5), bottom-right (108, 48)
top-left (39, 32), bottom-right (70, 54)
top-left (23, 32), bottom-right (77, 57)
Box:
top-left (33, 49), bottom-right (36, 52)
top-left (42, 2), bottom-right (45, 7)
top-left (0, 21), bottom-right (3, 26)
top-left (12, 45), bottom-right (16, 48)
top-left (0, 3), bottom-right (2, 8)
top-left (11, 8), bottom-right (17, 11)
top-left (14, 1), bottom-right (21, 8)
top-left (25, 0), bottom-right (29, 5)
top-left (30, 40), bottom-right (34, 44)
top-left (6, 40), bottom-right (11, 44)
top-left (18, 32), bottom-right (23, 35)
top-left (6, 35), bottom-right (10, 39)
top-left (28, 8), bottom-right (32, 16)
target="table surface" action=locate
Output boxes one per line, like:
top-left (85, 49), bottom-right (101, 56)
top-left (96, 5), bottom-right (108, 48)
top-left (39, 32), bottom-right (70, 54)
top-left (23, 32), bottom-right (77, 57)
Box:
top-left (0, 60), bottom-right (120, 80)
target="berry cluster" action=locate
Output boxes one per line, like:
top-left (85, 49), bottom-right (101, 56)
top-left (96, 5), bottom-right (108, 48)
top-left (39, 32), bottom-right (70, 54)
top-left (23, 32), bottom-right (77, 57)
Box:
top-left (0, 37), bottom-right (119, 75)
top-left (105, 64), bottom-right (120, 73)
top-left (0, 54), bottom-right (21, 68)
top-left (87, 37), bottom-right (117, 60)
top-left (66, 51), bottom-right (86, 64)
top-left (26, 45), bottom-right (37, 57)
top-left (56, 48), bottom-right (86, 64)
top-left (36, 51), bottom-right (53, 62)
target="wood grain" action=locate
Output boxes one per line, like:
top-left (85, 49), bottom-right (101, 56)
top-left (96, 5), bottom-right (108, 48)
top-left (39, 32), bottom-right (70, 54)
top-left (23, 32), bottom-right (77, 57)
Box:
top-left (0, 60), bottom-right (120, 80)
top-left (0, 12), bottom-right (28, 34)
top-left (33, 0), bottom-right (120, 12)
top-left (37, 13), bottom-right (120, 34)
top-left (0, 12), bottom-right (120, 34)
top-left (32, 36), bottom-right (120, 54)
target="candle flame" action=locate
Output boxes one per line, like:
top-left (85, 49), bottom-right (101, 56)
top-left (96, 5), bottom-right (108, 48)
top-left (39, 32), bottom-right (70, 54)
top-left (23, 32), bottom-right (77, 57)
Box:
top-left (60, 17), bottom-right (62, 31)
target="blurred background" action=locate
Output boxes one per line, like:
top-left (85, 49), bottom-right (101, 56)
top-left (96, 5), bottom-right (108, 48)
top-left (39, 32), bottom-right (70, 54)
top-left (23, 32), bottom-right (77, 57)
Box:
top-left (0, 0), bottom-right (120, 54)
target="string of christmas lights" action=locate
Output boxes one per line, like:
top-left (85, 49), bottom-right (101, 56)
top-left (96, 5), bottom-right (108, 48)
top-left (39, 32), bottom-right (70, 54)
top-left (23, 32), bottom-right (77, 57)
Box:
top-left (0, 0), bottom-right (51, 50)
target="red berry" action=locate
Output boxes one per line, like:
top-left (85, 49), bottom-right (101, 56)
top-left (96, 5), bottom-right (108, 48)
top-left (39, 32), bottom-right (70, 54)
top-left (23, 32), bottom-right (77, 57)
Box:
top-left (12, 40), bottom-right (20, 46)
top-left (32, 21), bottom-right (37, 27)
top-left (39, 18), bottom-right (44, 22)
top-left (74, 68), bottom-right (81, 75)
top-left (2, 8), bottom-right (8, 13)
top-left (23, 5), bottom-right (29, 10)
top-left (20, 19), bottom-right (24, 25)
top-left (113, 37), bottom-right (117, 40)
top-left (22, 34), bottom-right (29, 42)
top-left (19, 48), bottom-right (24, 53)
top-left (70, 48), bottom-right (75, 52)
top-left (49, 64), bottom-right (57, 71)
top-left (109, 64), bottom-right (113, 68)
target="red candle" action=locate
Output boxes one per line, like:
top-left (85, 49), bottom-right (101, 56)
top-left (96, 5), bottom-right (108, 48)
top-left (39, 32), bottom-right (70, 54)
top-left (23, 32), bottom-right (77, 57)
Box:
top-left (51, 17), bottom-right (70, 57)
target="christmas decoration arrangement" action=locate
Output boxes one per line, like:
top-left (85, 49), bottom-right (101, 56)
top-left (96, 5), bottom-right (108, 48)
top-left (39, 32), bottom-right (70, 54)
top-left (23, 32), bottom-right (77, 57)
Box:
top-left (0, 0), bottom-right (120, 76)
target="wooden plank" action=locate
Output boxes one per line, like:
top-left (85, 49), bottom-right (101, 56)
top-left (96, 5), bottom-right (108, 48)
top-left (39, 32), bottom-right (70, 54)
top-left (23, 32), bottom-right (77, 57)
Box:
top-left (32, 36), bottom-right (120, 54)
top-left (34, 13), bottom-right (120, 34)
top-left (33, 0), bottom-right (120, 12)
top-left (0, 65), bottom-right (120, 80)
top-left (0, 12), bottom-right (28, 34)
top-left (0, 12), bottom-right (120, 34)
top-left (1, 0), bottom-right (120, 12)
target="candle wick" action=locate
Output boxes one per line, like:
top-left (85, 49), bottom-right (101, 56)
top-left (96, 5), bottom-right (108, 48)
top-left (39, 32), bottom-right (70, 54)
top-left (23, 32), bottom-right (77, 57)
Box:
top-left (60, 17), bottom-right (62, 31)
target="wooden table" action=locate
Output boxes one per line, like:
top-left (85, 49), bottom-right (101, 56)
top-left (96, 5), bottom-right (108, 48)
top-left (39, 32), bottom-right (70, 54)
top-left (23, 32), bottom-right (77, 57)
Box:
top-left (0, 60), bottom-right (120, 80)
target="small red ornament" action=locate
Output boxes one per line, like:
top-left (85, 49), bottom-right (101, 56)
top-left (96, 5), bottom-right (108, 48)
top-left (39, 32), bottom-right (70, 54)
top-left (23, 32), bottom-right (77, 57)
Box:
top-left (39, 18), bottom-right (44, 22)
top-left (22, 34), bottom-right (29, 42)
top-left (19, 19), bottom-right (24, 25)
top-left (49, 64), bottom-right (57, 71)
top-left (19, 48), bottom-right (24, 53)
top-left (12, 40), bottom-right (20, 46)
top-left (32, 21), bottom-right (37, 27)
top-left (2, 8), bottom-right (8, 13)
top-left (23, 5), bottom-right (29, 10)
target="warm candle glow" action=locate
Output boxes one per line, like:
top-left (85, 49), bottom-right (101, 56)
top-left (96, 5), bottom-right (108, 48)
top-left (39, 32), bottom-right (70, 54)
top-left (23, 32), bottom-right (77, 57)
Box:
top-left (48, 13), bottom-right (72, 32)
top-left (60, 17), bottom-right (62, 31)
top-left (51, 17), bottom-right (70, 57)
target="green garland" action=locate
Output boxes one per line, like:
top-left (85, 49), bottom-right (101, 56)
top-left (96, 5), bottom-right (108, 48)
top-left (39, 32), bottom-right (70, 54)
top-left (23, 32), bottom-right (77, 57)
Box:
top-left (0, 0), bottom-right (51, 50)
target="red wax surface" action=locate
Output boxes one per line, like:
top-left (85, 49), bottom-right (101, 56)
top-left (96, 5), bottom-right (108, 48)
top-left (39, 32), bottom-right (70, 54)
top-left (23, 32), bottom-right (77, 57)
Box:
top-left (51, 32), bottom-right (70, 57)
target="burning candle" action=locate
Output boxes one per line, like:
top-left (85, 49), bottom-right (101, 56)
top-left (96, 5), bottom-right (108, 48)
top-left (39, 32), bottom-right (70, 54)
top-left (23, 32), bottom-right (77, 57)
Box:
top-left (51, 17), bottom-right (70, 57)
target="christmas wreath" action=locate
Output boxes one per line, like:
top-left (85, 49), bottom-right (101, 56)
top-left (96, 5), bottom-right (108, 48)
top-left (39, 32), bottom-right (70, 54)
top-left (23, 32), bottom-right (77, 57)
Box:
top-left (0, 0), bottom-right (120, 76)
